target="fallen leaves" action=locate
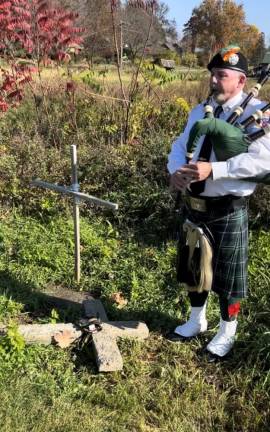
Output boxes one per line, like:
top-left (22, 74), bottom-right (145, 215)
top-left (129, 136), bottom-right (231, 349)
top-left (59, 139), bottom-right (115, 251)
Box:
top-left (110, 292), bottom-right (128, 309)
top-left (53, 329), bottom-right (76, 348)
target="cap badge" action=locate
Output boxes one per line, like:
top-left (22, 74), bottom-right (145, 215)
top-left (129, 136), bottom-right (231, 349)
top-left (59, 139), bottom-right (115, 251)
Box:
top-left (228, 53), bottom-right (239, 65)
top-left (221, 45), bottom-right (240, 62)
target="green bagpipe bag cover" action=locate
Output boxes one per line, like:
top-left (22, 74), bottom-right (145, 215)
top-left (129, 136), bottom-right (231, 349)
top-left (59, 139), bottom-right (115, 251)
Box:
top-left (186, 118), bottom-right (270, 185)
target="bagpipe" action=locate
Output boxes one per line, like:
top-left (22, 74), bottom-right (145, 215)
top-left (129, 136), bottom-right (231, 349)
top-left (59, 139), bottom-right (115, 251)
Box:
top-left (186, 64), bottom-right (270, 184)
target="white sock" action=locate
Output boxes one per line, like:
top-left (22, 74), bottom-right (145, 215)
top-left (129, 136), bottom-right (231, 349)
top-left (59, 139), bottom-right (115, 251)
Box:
top-left (207, 318), bottom-right (237, 357)
top-left (174, 303), bottom-right (208, 338)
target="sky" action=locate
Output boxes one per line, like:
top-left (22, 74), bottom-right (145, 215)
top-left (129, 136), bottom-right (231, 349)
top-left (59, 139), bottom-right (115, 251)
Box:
top-left (163, 0), bottom-right (270, 44)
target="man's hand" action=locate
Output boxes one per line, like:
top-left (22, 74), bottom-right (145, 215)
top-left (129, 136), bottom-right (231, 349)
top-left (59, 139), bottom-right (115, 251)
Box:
top-left (179, 162), bottom-right (212, 182)
top-left (170, 170), bottom-right (194, 191)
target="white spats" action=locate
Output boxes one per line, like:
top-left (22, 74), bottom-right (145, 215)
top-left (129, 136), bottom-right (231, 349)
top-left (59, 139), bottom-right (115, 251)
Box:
top-left (207, 318), bottom-right (237, 357)
top-left (174, 304), bottom-right (208, 338)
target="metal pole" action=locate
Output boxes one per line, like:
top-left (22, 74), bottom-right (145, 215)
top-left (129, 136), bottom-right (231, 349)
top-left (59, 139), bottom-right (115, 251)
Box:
top-left (70, 145), bottom-right (80, 283)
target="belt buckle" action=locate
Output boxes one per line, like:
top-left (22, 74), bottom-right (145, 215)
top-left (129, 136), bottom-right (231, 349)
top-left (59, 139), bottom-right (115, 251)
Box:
top-left (189, 196), bottom-right (207, 212)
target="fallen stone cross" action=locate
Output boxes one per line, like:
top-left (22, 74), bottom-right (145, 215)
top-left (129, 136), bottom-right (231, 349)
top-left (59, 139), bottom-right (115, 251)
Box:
top-left (0, 290), bottom-right (149, 372)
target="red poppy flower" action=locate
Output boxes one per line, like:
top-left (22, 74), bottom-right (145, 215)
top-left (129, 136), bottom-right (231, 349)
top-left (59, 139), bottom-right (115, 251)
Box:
top-left (228, 302), bottom-right (241, 318)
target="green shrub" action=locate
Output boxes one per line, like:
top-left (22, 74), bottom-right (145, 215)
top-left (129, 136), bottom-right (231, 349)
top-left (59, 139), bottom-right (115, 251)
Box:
top-left (180, 52), bottom-right (198, 68)
top-left (0, 73), bottom-right (269, 235)
top-left (0, 323), bottom-right (25, 362)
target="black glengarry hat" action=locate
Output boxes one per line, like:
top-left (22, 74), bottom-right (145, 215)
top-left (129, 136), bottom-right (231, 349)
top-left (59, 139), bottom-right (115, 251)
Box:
top-left (207, 45), bottom-right (248, 75)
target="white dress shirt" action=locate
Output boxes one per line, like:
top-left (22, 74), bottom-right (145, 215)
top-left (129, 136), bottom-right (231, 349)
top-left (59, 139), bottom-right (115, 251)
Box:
top-left (167, 91), bottom-right (270, 197)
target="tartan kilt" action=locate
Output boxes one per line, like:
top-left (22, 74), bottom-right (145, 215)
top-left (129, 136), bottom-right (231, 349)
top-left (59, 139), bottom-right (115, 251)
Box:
top-left (183, 206), bottom-right (249, 299)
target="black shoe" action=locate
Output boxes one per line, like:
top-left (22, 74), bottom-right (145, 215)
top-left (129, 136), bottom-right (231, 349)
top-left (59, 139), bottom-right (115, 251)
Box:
top-left (165, 332), bottom-right (191, 343)
top-left (203, 349), bottom-right (232, 363)
top-left (205, 351), bottom-right (221, 363)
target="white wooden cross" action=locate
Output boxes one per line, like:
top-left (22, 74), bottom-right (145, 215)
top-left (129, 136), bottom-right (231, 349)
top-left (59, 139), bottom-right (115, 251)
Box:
top-left (30, 145), bottom-right (118, 283)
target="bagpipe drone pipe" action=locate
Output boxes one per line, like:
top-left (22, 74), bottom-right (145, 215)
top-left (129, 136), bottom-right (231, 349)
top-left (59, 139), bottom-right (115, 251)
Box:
top-left (186, 64), bottom-right (270, 184)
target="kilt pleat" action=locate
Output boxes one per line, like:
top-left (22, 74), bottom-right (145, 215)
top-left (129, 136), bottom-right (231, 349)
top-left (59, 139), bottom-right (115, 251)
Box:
top-left (186, 207), bottom-right (249, 299)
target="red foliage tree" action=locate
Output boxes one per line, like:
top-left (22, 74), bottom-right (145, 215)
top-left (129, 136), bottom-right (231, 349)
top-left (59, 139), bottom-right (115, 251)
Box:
top-left (0, 0), bottom-right (85, 112)
top-left (30, 0), bottom-right (85, 64)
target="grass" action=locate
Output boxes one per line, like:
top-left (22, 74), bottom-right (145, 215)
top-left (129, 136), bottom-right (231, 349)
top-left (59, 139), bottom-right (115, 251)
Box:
top-left (0, 63), bottom-right (270, 431)
top-left (34, 64), bottom-right (270, 119)
top-left (0, 212), bottom-right (269, 432)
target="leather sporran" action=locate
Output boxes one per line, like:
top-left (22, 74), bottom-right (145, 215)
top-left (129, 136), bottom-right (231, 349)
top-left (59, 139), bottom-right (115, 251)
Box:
top-left (176, 220), bottom-right (213, 292)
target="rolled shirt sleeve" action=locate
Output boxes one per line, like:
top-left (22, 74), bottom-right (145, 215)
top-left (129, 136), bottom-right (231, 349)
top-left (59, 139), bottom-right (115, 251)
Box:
top-left (167, 105), bottom-right (204, 174)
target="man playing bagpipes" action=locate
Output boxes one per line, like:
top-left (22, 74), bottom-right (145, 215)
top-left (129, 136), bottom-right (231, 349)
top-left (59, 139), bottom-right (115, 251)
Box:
top-left (166, 45), bottom-right (270, 360)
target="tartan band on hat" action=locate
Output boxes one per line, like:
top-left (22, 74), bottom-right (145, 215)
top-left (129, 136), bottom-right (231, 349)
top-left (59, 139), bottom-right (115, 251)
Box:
top-left (207, 45), bottom-right (248, 75)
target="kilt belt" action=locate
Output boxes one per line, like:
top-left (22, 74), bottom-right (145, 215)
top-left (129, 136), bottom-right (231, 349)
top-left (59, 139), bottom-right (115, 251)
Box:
top-left (177, 194), bottom-right (249, 299)
top-left (183, 192), bottom-right (247, 215)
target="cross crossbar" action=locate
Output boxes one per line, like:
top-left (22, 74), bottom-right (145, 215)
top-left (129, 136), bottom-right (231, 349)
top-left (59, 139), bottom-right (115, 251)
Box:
top-left (30, 179), bottom-right (118, 211)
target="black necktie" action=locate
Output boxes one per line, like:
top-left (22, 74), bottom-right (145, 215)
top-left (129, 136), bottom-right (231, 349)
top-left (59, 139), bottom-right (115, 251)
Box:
top-left (189, 105), bottom-right (223, 196)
